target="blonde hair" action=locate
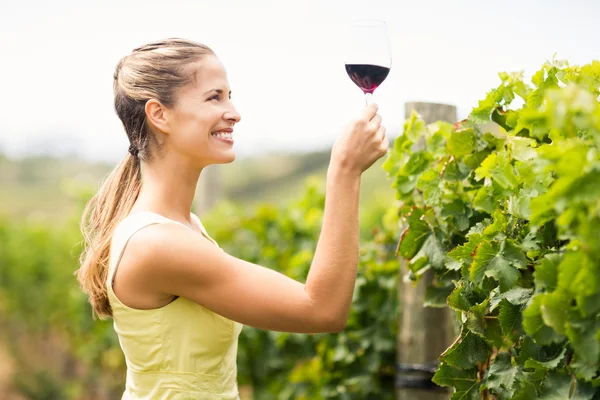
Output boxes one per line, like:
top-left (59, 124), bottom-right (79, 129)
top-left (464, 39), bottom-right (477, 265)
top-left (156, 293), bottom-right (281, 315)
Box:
top-left (76, 38), bottom-right (215, 319)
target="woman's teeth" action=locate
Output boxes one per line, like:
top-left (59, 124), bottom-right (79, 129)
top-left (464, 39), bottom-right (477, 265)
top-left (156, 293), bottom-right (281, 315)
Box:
top-left (212, 132), bottom-right (233, 140)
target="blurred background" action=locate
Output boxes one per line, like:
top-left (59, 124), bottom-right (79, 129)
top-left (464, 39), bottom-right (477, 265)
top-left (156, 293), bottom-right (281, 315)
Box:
top-left (1, 0), bottom-right (599, 398)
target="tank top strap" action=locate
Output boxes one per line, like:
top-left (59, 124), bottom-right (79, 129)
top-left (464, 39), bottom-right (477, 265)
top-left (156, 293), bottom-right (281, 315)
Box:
top-left (191, 212), bottom-right (219, 246)
top-left (107, 211), bottom-right (189, 287)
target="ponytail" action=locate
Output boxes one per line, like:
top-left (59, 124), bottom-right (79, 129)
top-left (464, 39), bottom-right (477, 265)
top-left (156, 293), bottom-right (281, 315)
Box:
top-left (76, 153), bottom-right (141, 319)
top-left (77, 38), bottom-right (214, 318)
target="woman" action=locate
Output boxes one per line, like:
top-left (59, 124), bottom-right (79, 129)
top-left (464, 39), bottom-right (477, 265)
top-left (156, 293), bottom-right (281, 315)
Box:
top-left (76, 38), bottom-right (388, 399)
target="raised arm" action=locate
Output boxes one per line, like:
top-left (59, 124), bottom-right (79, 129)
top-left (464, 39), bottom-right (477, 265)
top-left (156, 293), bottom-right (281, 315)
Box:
top-left (120, 104), bottom-right (388, 333)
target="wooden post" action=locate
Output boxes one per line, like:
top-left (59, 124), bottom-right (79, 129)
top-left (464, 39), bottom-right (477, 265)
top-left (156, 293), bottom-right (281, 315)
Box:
top-left (396, 102), bottom-right (457, 400)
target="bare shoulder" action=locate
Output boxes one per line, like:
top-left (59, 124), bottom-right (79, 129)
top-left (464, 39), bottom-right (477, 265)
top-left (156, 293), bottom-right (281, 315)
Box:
top-left (115, 219), bottom-right (342, 333)
top-left (122, 221), bottom-right (219, 281)
top-left (114, 222), bottom-right (219, 309)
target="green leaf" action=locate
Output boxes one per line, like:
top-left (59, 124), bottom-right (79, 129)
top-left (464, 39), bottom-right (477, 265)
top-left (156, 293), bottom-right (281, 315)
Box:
top-left (408, 256), bottom-right (429, 276)
top-left (441, 199), bottom-right (472, 231)
top-left (398, 208), bottom-right (431, 259)
top-left (515, 158), bottom-right (553, 194)
top-left (473, 185), bottom-right (497, 214)
top-left (449, 233), bottom-right (484, 267)
top-left (450, 384), bottom-right (482, 400)
top-left (538, 372), bottom-right (575, 400)
top-left (508, 188), bottom-right (536, 219)
top-left (432, 363), bottom-right (478, 391)
top-left (470, 240), bottom-right (522, 292)
top-left (484, 352), bottom-right (520, 399)
top-left (503, 240), bottom-right (528, 269)
top-left (444, 160), bottom-right (472, 181)
top-left (392, 129), bottom-right (411, 152)
top-left (570, 356), bottom-right (600, 382)
top-left (485, 315), bottom-right (505, 348)
top-left (565, 314), bottom-right (600, 366)
top-left (440, 329), bottom-right (491, 369)
top-left (518, 337), bottom-right (542, 364)
top-left (402, 151), bottom-right (431, 176)
top-left (509, 136), bottom-right (538, 162)
top-left (424, 283), bottom-right (455, 308)
top-left (464, 149), bottom-right (492, 170)
top-left (471, 89), bottom-right (498, 122)
top-left (475, 152), bottom-right (520, 190)
top-left (427, 121), bottom-right (454, 153)
top-left (499, 300), bottom-right (525, 341)
top-left (466, 299), bottom-right (489, 337)
top-left (483, 211), bottom-right (508, 237)
top-left (523, 295), bottom-right (566, 345)
top-left (558, 252), bottom-right (600, 317)
top-left (523, 359), bottom-right (550, 384)
top-left (516, 336), bottom-right (567, 369)
top-left (482, 130), bottom-right (506, 149)
top-left (538, 370), bottom-right (598, 399)
top-left (530, 180), bottom-right (571, 226)
top-left (492, 158), bottom-right (520, 190)
top-left (537, 347), bottom-right (567, 369)
top-left (411, 229), bottom-right (446, 270)
top-left (490, 286), bottom-right (533, 311)
top-left (448, 129), bottom-right (477, 157)
top-left (570, 379), bottom-right (599, 400)
top-left (475, 153), bottom-right (497, 181)
top-left (539, 291), bottom-right (570, 335)
top-left (382, 149), bottom-right (404, 176)
top-left (512, 380), bottom-right (539, 400)
top-left (447, 281), bottom-right (488, 312)
top-left (473, 182), bottom-right (509, 214)
top-left (404, 110), bottom-right (428, 142)
top-left (416, 169), bottom-right (443, 206)
top-left (532, 68), bottom-right (545, 87)
top-left (535, 254), bottom-right (561, 292)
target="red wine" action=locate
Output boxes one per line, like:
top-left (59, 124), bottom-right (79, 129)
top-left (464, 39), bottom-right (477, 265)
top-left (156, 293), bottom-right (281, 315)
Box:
top-left (345, 64), bottom-right (390, 94)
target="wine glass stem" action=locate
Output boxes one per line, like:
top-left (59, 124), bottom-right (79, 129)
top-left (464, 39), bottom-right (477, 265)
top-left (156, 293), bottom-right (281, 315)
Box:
top-left (364, 92), bottom-right (374, 105)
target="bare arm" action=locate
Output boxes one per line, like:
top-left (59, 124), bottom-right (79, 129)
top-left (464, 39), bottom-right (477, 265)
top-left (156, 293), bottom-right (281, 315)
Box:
top-left (303, 164), bottom-right (361, 330)
top-left (120, 104), bottom-right (389, 333)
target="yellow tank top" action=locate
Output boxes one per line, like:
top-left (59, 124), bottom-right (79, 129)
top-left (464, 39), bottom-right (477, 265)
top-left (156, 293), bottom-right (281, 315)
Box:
top-left (106, 211), bottom-right (243, 400)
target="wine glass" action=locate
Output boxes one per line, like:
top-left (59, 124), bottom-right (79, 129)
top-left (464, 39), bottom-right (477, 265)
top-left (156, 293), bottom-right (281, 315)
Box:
top-left (344, 20), bottom-right (392, 105)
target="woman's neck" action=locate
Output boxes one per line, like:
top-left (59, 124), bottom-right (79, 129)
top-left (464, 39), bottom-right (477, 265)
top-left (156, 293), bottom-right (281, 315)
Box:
top-left (132, 157), bottom-right (202, 223)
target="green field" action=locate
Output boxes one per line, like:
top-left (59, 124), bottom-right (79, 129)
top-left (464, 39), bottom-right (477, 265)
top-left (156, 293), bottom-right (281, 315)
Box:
top-left (0, 150), bottom-right (396, 233)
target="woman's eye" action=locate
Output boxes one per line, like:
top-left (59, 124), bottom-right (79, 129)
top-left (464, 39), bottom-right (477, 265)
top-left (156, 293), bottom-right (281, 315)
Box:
top-left (208, 95), bottom-right (219, 101)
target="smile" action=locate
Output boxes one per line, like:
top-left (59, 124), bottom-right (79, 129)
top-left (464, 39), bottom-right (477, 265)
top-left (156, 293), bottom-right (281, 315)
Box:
top-left (211, 131), bottom-right (234, 145)
top-left (211, 132), bottom-right (233, 140)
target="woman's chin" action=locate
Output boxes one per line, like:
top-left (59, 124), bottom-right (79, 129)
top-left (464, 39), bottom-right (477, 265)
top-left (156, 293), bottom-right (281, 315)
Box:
top-left (191, 150), bottom-right (236, 167)
top-left (213, 151), bottom-right (236, 164)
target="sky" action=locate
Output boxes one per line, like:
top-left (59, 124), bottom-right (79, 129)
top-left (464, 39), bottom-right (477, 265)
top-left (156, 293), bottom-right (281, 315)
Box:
top-left (1, 0), bottom-right (599, 162)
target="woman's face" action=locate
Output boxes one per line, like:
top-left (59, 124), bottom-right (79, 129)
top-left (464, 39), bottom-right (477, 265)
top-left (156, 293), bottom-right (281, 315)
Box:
top-left (165, 55), bottom-right (241, 167)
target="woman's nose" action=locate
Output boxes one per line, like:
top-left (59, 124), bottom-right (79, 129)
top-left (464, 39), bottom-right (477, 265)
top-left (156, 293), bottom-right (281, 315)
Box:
top-left (224, 104), bottom-right (241, 124)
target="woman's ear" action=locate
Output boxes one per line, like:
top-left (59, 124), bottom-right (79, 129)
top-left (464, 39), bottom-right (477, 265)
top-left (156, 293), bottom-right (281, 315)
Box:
top-left (145, 99), bottom-right (172, 135)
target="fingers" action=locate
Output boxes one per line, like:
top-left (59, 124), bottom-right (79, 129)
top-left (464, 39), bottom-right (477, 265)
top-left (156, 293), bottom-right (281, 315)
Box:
top-left (368, 114), bottom-right (382, 131)
top-left (376, 125), bottom-right (387, 141)
top-left (376, 126), bottom-right (389, 154)
top-left (362, 103), bottom-right (379, 122)
top-left (380, 130), bottom-right (390, 153)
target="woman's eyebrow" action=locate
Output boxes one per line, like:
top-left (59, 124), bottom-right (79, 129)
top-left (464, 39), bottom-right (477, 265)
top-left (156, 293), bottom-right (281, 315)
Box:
top-left (203, 89), bottom-right (233, 96)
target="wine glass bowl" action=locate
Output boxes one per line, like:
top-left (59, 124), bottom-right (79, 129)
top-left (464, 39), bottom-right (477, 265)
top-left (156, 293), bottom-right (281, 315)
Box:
top-left (344, 20), bottom-right (392, 103)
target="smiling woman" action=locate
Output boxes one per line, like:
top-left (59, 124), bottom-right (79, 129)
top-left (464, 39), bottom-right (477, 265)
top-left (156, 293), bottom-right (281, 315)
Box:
top-left (74, 38), bottom-right (389, 399)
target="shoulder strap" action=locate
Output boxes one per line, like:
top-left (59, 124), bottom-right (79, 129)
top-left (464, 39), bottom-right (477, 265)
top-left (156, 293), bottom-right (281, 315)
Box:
top-left (107, 212), bottom-right (188, 287)
top-left (107, 211), bottom-right (220, 289)
top-left (191, 212), bottom-right (219, 246)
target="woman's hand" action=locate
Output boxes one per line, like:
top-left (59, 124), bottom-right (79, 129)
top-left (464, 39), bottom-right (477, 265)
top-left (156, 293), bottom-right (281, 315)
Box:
top-left (330, 103), bottom-right (389, 176)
